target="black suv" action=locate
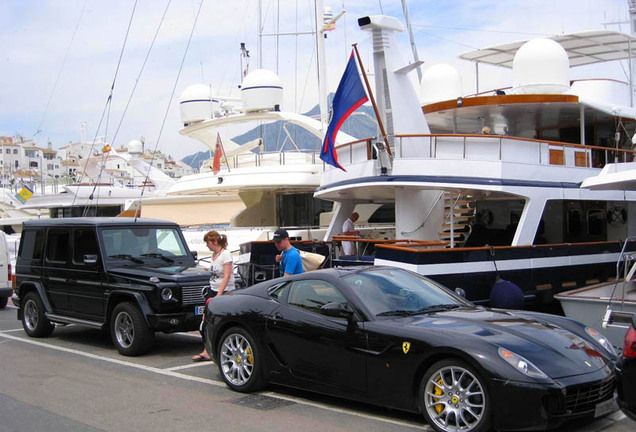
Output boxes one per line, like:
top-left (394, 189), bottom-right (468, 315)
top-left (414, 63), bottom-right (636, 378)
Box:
top-left (12, 218), bottom-right (211, 356)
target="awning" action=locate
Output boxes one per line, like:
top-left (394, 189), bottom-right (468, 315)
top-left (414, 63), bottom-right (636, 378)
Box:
top-left (459, 31), bottom-right (636, 68)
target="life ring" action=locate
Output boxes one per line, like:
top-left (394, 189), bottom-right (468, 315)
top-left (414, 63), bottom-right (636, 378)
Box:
top-left (477, 209), bottom-right (494, 226)
top-left (607, 206), bottom-right (628, 225)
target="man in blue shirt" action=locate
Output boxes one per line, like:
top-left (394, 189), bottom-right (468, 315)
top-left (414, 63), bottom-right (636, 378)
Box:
top-left (273, 228), bottom-right (304, 276)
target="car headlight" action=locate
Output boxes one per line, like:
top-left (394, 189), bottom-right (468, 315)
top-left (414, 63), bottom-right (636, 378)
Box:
top-left (498, 347), bottom-right (548, 379)
top-left (161, 287), bottom-right (173, 301)
top-left (585, 327), bottom-right (617, 357)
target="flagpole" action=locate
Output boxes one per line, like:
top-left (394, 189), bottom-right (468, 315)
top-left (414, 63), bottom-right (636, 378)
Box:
top-left (218, 134), bottom-right (231, 172)
top-left (352, 43), bottom-right (392, 157)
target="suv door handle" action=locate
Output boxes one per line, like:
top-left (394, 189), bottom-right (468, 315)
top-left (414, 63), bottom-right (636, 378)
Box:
top-left (68, 279), bottom-right (77, 284)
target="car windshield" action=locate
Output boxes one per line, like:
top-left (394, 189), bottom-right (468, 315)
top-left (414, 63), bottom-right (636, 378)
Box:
top-left (101, 227), bottom-right (188, 261)
top-left (343, 268), bottom-right (467, 317)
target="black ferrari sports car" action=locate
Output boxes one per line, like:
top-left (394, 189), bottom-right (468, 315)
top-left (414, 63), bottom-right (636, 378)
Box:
top-left (617, 315), bottom-right (636, 421)
top-left (202, 266), bottom-right (619, 432)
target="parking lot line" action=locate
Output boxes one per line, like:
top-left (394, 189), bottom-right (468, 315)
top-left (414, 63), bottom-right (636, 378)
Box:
top-left (0, 331), bottom-right (430, 430)
top-left (166, 361), bottom-right (215, 371)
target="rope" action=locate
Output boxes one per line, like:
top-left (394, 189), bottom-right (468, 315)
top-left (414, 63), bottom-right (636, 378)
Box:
top-left (34, 0), bottom-right (89, 138)
top-left (136, 0), bottom-right (206, 221)
top-left (74, 0), bottom-right (139, 211)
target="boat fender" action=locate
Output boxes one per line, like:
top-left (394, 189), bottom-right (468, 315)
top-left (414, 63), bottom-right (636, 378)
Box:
top-left (607, 206), bottom-right (627, 225)
top-left (489, 279), bottom-right (524, 309)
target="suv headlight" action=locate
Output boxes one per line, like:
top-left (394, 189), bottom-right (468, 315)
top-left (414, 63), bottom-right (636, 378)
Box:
top-left (498, 347), bottom-right (548, 379)
top-left (161, 287), bottom-right (173, 301)
top-left (585, 327), bottom-right (617, 357)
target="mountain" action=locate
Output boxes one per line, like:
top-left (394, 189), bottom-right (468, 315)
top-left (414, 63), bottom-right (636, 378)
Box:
top-left (180, 101), bottom-right (377, 170)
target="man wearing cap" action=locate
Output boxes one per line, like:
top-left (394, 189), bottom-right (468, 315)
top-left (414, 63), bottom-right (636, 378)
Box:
top-left (273, 228), bottom-right (304, 276)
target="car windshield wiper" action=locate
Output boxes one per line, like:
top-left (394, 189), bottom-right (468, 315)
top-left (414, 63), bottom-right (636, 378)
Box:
top-left (140, 253), bottom-right (174, 263)
top-left (376, 309), bottom-right (414, 317)
top-left (411, 304), bottom-right (462, 314)
top-left (108, 254), bottom-right (144, 264)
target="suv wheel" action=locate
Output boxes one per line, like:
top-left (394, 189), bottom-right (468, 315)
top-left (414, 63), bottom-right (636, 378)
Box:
top-left (21, 292), bottom-right (54, 337)
top-left (110, 302), bottom-right (154, 356)
top-left (0, 296), bottom-right (8, 309)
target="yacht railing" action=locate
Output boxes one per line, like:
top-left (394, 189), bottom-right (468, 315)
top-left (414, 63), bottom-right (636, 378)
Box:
top-left (335, 134), bottom-right (636, 169)
top-left (226, 150), bottom-right (322, 170)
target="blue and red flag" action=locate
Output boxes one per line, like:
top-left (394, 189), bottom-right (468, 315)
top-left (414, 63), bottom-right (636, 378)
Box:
top-left (321, 51), bottom-right (368, 171)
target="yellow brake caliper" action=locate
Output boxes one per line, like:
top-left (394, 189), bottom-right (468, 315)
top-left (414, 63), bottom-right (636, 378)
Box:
top-left (434, 377), bottom-right (445, 414)
top-left (246, 347), bottom-right (254, 365)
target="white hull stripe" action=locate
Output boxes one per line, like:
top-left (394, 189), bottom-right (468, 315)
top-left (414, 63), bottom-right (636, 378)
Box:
top-left (375, 252), bottom-right (620, 276)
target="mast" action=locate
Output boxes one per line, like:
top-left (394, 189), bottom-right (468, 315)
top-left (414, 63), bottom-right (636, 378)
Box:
top-left (401, 0), bottom-right (422, 82)
top-left (315, 0), bottom-right (329, 130)
top-left (630, 0), bottom-right (636, 106)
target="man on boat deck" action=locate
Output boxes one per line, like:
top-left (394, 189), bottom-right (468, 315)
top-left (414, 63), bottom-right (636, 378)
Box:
top-left (273, 228), bottom-right (303, 276)
top-left (341, 212), bottom-right (360, 256)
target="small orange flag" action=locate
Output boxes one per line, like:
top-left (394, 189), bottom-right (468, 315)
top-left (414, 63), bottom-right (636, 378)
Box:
top-left (212, 133), bottom-right (223, 175)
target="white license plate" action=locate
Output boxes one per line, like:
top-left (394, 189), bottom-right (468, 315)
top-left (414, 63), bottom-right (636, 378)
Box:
top-left (194, 306), bottom-right (206, 316)
top-left (594, 397), bottom-right (618, 418)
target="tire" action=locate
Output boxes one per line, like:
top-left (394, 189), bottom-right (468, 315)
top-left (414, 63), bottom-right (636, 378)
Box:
top-left (0, 296), bottom-right (8, 309)
top-left (217, 326), bottom-right (265, 392)
top-left (110, 302), bottom-right (154, 356)
top-left (420, 359), bottom-right (491, 432)
top-left (21, 292), bottom-right (54, 337)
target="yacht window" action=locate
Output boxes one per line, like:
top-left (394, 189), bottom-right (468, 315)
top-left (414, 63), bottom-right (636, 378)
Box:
top-left (567, 209), bottom-right (582, 236)
top-left (587, 209), bottom-right (604, 235)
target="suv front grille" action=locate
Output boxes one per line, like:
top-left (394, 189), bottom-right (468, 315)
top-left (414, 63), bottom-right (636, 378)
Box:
top-left (565, 377), bottom-right (615, 413)
top-left (181, 284), bottom-right (208, 306)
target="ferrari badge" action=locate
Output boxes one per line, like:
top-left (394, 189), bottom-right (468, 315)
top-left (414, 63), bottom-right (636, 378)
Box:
top-left (402, 342), bottom-right (411, 354)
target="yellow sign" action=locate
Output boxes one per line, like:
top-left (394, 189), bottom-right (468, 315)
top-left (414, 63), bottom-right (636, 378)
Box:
top-left (15, 185), bottom-right (33, 204)
top-left (402, 342), bottom-right (410, 354)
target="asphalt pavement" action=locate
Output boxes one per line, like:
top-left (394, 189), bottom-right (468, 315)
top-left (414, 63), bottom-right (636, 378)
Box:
top-left (1, 300), bottom-right (634, 432)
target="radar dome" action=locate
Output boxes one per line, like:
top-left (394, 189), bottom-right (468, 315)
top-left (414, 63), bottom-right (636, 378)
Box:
top-left (241, 69), bottom-right (283, 112)
top-left (180, 84), bottom-right (218, 126)
top-left (512, 38), bottom-right (569, 94)
top-left (420, 64), bottom-right (463, 104)
top-left (128, 139), bottom-right (143, 155)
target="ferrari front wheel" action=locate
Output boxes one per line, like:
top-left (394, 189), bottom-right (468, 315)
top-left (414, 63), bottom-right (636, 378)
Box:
top-left (217, 326), bottom-right (264, 392)
top-left (420, 359), bottom-right (491, 432)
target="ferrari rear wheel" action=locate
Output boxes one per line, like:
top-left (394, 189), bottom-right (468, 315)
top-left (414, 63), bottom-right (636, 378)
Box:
top-left (217, 326), bottom-right (264, 392)
top-left (420, 359), bottom-right (491, 432)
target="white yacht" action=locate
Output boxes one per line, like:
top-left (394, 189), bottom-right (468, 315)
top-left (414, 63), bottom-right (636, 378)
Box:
top-left (316, 15), bottom-right (636, 310)
top-left (141, 70), bottom-right (355, 256)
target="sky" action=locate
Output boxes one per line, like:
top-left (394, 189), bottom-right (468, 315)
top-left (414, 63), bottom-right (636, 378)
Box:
top-left (0, 0), bottom-right (631, 161)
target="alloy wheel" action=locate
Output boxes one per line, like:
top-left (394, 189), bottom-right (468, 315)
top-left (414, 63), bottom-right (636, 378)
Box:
top-left (220, 333), bottom-right (254, 386)
top-left (424, 364), bottom-right (486, 432)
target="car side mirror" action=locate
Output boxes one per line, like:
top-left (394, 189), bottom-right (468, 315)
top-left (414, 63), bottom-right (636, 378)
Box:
top-left (191, 251), bottom-right (198, 260)
top-left (454, 287), bottom-right (466, 298)
top-left (84, 254), bottom-right (98, 265)
top-left (320, 302), bottom-right (353, 319)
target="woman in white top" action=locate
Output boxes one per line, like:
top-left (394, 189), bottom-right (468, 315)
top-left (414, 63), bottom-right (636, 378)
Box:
top-left (192, 230), bottom-right (234, 362)
top-left (205, 230), bottom-right (235, 296)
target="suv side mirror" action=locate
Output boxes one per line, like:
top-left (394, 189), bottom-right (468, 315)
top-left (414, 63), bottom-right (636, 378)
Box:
top-left (191, 251), bottom-right (198, 260)
top-left (84, 254), bottom-right (98, 265)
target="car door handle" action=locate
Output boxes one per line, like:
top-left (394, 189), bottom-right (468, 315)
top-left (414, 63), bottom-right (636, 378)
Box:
top-left (68, 279), bottom-right (77, 284)
top-left (271, 312), bottom-right (283, 321)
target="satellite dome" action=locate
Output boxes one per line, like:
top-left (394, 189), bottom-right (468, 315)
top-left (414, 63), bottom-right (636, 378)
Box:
top-left (241, 69), bottom-right (283, 112)
top-left (128, 139), bottom-right (143, 155)
top-left (512, 38), bottom-right (569, 94)
top-left (420, 64), bottom-right (463, 104)
top-left (180, 84), bottom-right (218, 126)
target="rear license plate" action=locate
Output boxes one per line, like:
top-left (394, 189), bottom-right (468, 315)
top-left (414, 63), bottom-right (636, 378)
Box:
top-left (594, 397), bottom-right (618, 418)
top-left (194, 306), bottom-right (205, 316)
